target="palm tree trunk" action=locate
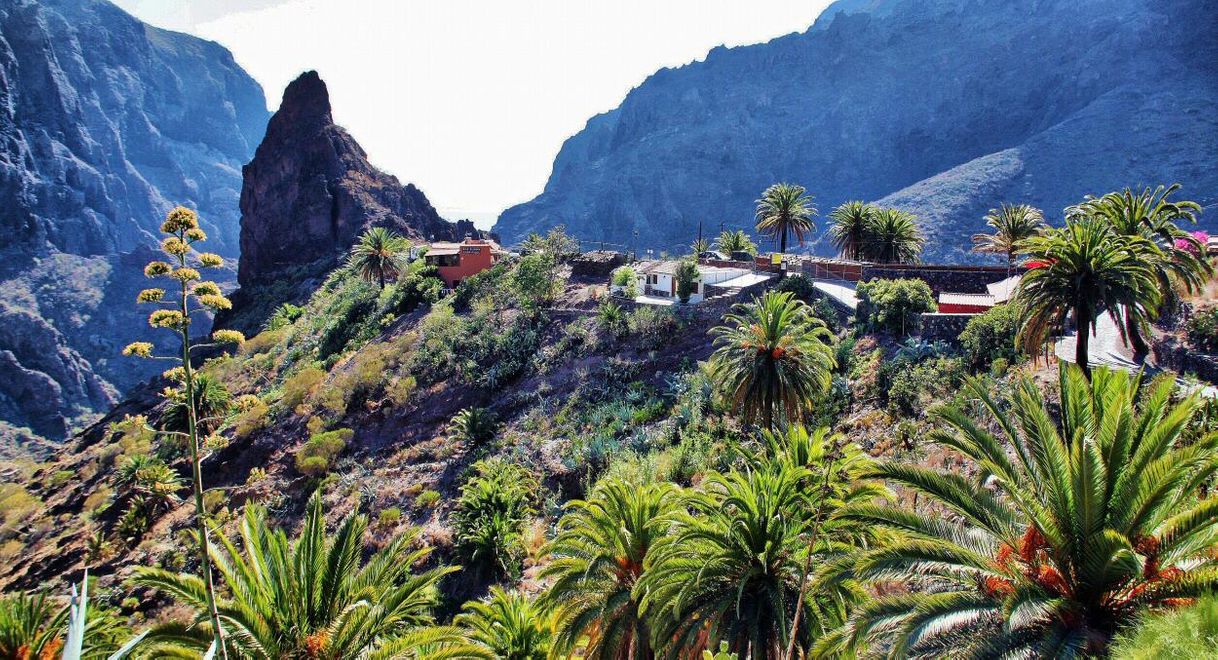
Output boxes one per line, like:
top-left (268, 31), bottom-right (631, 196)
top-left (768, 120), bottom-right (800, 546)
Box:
top-left (1125, 311), bottom-right (1149, 360)
top-left (779, 226), bottom-right (788, 255)
top-left (1075, 305), bottom-right (1091, 378)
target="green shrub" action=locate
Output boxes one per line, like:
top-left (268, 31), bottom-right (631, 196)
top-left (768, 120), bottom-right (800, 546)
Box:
top-left (511, 253), bottom-right (559, 307)
top-left (317, 295), bottom-right (377, 361)
top-left (280, 366), bottom-right (326, 412)
top-left (1185, 306), bottom-right (1218, 353)
top-left (377, 507), bottom-right (402, 527)
top-left (451, 261), bottom-right (510, 311)
top-left (293, 428), bottom-right (353, 476)
top-left (451, 459), bottom-right (537, 580)
top-left (773, 273), bottom-right (817, 302)
top-left (881, 356), bottom-right (965, 416)
top-left (675, 258), bottom-right (699, 304)
top-left (1111, 595), bottom-right (1218, 659)
top-left (265, 302), bottom-right (304, 331)
top-left (233, 397), bottom-right (271, 438)
top-left (596, 299), bottom-right (626, 336)
top-left (958, 303), bottom-right (1020, 371)
top-left (415, 489), bottom-right (441, 509)
top-left (627, 306), bottom-right (680, 347)
top-left (856, 278), bottom-right (936, 336)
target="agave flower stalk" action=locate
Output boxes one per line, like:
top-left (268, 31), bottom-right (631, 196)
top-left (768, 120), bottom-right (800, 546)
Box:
top-left (123, 207), bottom-right (244, 659)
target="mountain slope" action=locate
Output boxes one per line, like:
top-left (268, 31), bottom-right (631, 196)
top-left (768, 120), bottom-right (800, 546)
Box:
top-left (494, 0), bottom-right (1218, 259)
top-left (0, 0), bottom-right (269, 440)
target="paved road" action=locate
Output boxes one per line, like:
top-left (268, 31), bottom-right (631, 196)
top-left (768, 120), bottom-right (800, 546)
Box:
top-left (810, 278), bottom-right (859, 311)
top-left (1055, 312), bottom-right (1217, 397)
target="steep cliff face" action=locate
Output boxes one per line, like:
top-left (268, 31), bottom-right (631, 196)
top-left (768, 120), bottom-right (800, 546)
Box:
top-left (495, 0), bottom-right (1218, 261)
top-left (222, 71), bottom-right (478, 332)
top-left (0, 0), bottom-right (268, 439)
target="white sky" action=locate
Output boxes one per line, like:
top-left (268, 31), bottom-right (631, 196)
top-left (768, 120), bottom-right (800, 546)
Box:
top-left (113, 0), bottom-right (833, 227)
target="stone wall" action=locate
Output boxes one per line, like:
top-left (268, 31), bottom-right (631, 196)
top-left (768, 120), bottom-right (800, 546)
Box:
top-left (861, 265), bottom-right (1012, 294)
top-left (1152, 337), bottom-right (1218, 385)
top-left (571, 251), bottom-right (626, 278)
top-left (917, 313), bottom-right (974, 343)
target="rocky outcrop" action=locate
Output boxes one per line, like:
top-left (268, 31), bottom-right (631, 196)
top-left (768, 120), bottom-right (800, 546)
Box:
top-left (0, 0), bottom-right (268, 439)
top-left (222, 71), bottom-right (480, 332)
top-left (495, 0), bottom-right (1218, 262)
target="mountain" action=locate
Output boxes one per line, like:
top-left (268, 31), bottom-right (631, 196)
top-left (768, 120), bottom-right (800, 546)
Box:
top-left (219, 71), bottom-right (481, 333)
top-left (0, 0), bottom-right (269, 440)
top-left (494, 0), bottom-right (1218, 262)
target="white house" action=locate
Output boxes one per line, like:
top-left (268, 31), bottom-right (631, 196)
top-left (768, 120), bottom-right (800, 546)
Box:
top-left (615, 261), bottom-right (754, 304)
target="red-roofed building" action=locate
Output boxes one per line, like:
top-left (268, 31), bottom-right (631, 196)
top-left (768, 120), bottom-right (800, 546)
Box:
top-left (424, 237), bottom-right (506, 288)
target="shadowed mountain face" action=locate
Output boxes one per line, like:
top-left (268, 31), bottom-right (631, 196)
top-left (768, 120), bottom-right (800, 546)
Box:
top-left (0, 0), bottom-right (269, 440)
top-left (219, 71), bottom-right (481, 334)
top-left (494, 0), bottom-right (1218, 261)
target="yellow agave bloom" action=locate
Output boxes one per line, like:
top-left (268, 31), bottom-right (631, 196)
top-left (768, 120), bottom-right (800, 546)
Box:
top-left (144, 261), bottom-right (173, 277)
top-left (185, 227), bottom-right (207, 242)
top-left (137, 288), bottom-right (165, 303)
top-left (197, 293), bottom-right (232, 311)
top-left (161, 206), bottom-right (199, 233)
top-left (233, 394), bottom-right (262, 412)
top-left (212, 329), bottom-right (245, 345)
top-left (198, 252), bottom-right (223, 267)
top-left (122, 341), bottom-right (154, 358)
top-left (161, 237), bottom-right (189, 256)
top-left (171, 267), bottom-right (201, 282)
top-left (162, 366), bottom-right (186, 382)
top-left (192, 281), bottom-right (221, 297)
top-left (149, 309), bottom-right (186, 329)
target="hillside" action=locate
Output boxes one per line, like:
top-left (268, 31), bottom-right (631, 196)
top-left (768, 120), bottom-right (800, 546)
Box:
top-left (0, 0), bottom-right (269, 441)
top-left (494, 0), bottom-right (1218, 260)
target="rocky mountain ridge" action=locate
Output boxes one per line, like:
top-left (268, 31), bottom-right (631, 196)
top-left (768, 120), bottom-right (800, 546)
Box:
top-left (220, 71), bottom-right (482, 333)
top-left (0, 0), bottom-right (269, 440)
top-left (494, 0), bottom-right (1218, 261)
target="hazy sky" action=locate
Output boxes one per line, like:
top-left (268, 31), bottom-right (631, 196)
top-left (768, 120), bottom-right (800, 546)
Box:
top-left (113, 0), bottom-right (833, 226)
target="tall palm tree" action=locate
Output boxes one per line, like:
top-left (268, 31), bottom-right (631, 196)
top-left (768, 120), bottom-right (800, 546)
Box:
top-left (709, 291), bottom-right (836, 430)
top-left (540, 480), bottom-right (677, 660)
top-left (865, 207), bottom-right (925, 264)
top-left (1016, 218), bottom-right (1160, 376)
top-left (972, 203), bottom-right (1047, 272)
top-left (826, 366), bottom-right (1218, 658)
top-left (828, 201), bottom-right (875, 261)
top-left (691, 237), bottom-right (712, 255)
top-left (715, 229), bottom-right (759, 257)
top-left (348, 227), bottom-right (410, 289)
top-left (755, 184), bottom-right (816, 254)
top-left (134, 491), bottom-right (455, 658)
top-left (1069, 185), bottom-right (1211, 358)
top-left (637, 464), bottom-right (859, 659)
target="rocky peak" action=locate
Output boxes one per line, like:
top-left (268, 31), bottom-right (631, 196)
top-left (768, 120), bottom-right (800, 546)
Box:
top-left (225, 71), bottom-right (482, 331)
top-left (274, 69), bottom-right (333, 131)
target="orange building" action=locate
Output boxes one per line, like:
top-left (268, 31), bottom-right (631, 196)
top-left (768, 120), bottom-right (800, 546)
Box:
top-left (424, 237), bottom-right (506, 288)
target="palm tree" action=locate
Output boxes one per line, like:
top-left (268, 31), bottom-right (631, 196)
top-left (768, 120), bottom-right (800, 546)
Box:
top-left (827, 366), bottom-right (1218, 658)
top-left (133, 491), bottom-right (454, 658)
top-left (692, 237), bottom-right (711, 255)
top-left (160, 373), bottom-right (232, 437)
top-left (827, 201), bottom-right (875, 261)
top-left (715, 229), bottom-right (759, 257)
top-left (348, 226), bottom-right (410, 289)
top-left (0, 590), bottom-right (130, 660)
top-left (448, 407), bottom-right (499, 445)
top-left (708, 291), bottom-right (836, 429)
top-left (972, 203), bottom-right (1047, 272)
top-left (755, 184), bottom-right (816, 254)
top-left (406, 588), bottom-right (552, 660)
top-left (638, 464), bottom-right (858, 659)
top-left (540, 480), bottom-right (677, 659)
top-left (865, 207), bottom-right (925, 263)
top-left (1069, 185), bottom-right (1211, 358)
top-left (1016, 218), bottom-right (1160, 376)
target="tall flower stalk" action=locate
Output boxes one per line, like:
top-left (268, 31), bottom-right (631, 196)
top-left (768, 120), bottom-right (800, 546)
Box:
top-left (122, 207), bottom-right (244, 658)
